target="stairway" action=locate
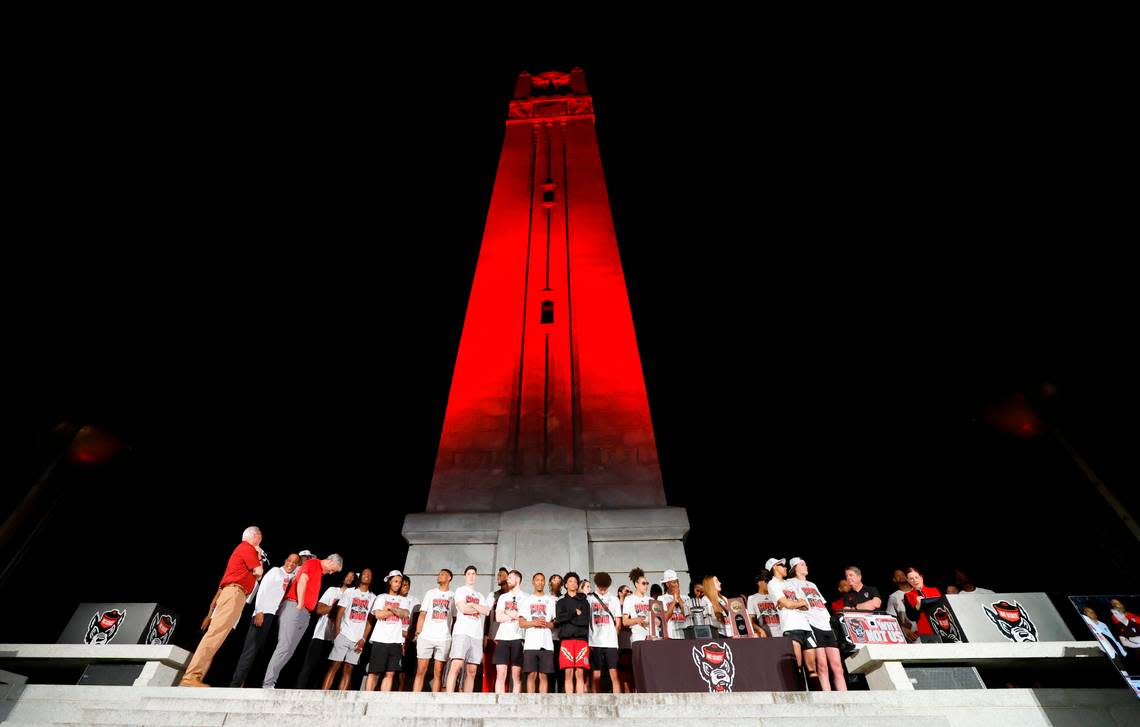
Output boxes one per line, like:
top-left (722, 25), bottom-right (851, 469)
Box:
top-left (2, 685), bottom-right (1137, 726)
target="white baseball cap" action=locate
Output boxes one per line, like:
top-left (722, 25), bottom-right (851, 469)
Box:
top-left (383, 569), bottom-right (403, 582)
top-left (765, 557), bottom-right (785, 571)
top-left (662, 569), bottom-right (679, 583)
top-left (788, 557), bottom-right (804, 569)
top-left (298, 550), bottom-right (315, 558)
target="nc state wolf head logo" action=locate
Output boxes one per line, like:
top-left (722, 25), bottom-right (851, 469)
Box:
top-left (147, 613), bottom-right (176, 645)
top-left (984, 600), bottom-right (1038, 642)
top-left (85, 608), bottom-right (126, 645)
top-left (931, 606), bottom-right (963, 643)
top-left (692, 641), bottom-right (735, 693)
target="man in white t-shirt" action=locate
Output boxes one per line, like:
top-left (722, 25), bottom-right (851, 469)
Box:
top-left (658, 569), bottom-right (691, 641)
top-left (587, 571), bottom-right (622, 694)
top-left (294, 569), bottom-right (355, 689)
top-left (413, 568), bottom-right (455, 692)
top-left (493, 570), bottom-right (526, 693)
top-left (520, 572), bottom-right (556, 693)
top-left (321, 567), bottom-right (376, 690)
top-left (364, 570), bottom-right (410, 692)
top-left (445, 565), bottom-right (492, 693)
top-left (230, 552), bottom-right (299, 687)
top-left (622, 567), bottom-right (654, 644)
top-left (954, 569), bottom-right (994, 594)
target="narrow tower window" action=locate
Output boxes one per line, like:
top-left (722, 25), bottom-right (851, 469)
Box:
top-left (541, 300), bottom-right (554, 324)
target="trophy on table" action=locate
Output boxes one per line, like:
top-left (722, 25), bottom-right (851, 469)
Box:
top-left (726, 596), bottom-right (758, 638)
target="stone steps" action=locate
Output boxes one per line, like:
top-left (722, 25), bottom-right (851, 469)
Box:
top-left (2, 685), bottom-right (1137, 726)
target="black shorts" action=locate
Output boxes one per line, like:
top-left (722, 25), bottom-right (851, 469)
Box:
top-left (493, 639), bottom-right (524, 666)
top-left (523, 648), bottom-right (554, 673)
top-left (589, 646), bottom-right (619, 671)
top-left (784, 629), bottom-right (817, 648)
top-left (811, 626), bottom-right (838, 649)
top-left (367, 642), bottom-right (402, 673)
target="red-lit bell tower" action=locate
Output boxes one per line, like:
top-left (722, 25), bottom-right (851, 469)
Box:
top-left (405, 69), bottom-right (689, 594)
top-left (427, 68), bottom-right (665, 513)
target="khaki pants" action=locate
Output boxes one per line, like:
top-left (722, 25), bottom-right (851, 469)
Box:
top-left (182, 584), bottom-right (246, 683)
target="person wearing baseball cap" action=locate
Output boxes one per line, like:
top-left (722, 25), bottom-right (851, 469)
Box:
top-left (659, 569), bottom-right (690, 640)
top-left (788, 557), bottom-right (846, 691)
top-left (365, 570), bottom-right (411, 691)
top-left (768, 556), bottom-right (814, 678)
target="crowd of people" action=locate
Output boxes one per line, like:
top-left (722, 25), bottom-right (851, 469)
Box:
top-left (179, 526), bottom-right (994, 693)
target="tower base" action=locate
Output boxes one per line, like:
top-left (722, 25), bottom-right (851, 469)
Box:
top-left (402, 503), bottom-right (691, 594)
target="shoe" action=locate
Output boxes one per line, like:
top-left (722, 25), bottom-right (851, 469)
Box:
top-left (180, 678), bottom-right (210, 688)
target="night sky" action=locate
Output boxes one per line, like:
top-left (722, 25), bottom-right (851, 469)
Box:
top-left (4, 51), bottom-right (1136, 673)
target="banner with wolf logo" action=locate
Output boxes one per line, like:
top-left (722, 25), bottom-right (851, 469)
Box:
top-left (941, 593), bottom-right (1072, 644)
top-left (632, 638), bottom-right (802, 693)
top-left (57, 602), bottom-right (180, 645)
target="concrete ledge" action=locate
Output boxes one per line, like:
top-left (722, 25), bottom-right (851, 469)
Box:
top-left (846, 641), bottom-right (1111, 692)
top-left (0, 644), bottom-right (190, 669)
top-left (847, 641), bottom-right (1107, 674)
top-left (0, 644), bottom-right (189, 687)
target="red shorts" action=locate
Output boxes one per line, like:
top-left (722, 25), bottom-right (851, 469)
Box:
top-left (559, 639), bottom-right (589, 669)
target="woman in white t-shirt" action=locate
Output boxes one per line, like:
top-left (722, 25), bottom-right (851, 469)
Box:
top-left (699, 575), bottom-right (734, 638)
top-left (789, 557), bottom-right (847, 691)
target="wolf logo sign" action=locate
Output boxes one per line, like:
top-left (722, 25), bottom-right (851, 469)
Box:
top-left (85, 608), bottom-right (126, 645)
top-left (146, 612), bottom-right (177, 645)
top-left (932, 605), bottom-right (964, 643)
top-left (692, 641), bottom-right (735, 693)
top-left (984, 600), bottom-right (1039, 642)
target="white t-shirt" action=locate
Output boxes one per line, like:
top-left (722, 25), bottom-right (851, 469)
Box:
top-left (887, 589), bottom-right (916, 634)
top-left (419, 588), bottom-right (455, 641)
top-left (253, 566), bottom-right (292, 616)
top-left (700, 596), bottom-right (733, 636)
top-left (452, 585), bottom-right (489, 639)
top-left (962, 587), bottom-right (994, 594)
top-left (494, 590), bottom-right (526, 641)
top-left (657, 594), bottom-right (690, 640)
top-left (769, 577), bottom-right (811, 632)
top-left (623, 594), bottom-right (653, 643)
top-left (370, 594), bottom-right (410, 644)
top-left (522, 594), bottom-right (557, 651)
top-left (402, 595), bottom-right (421, 637)
top-left (311, 586), bottom-right (344, 641)
top-left (792, 579), bottom-right (832, 631)
top-left (588, 592), bottom-right (622, 648)
top-left (748, 592), bottom-right (783, 637)
top-left (336, 588), bottom-right (376, 643)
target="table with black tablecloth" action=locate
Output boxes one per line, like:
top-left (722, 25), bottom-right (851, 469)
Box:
top-left (632, 637), bottom-right (804, 692)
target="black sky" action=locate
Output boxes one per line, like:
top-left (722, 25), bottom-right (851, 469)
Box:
top-left (4, 47), bottom-right (1137, 662)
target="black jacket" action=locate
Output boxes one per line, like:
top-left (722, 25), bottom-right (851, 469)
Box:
top-left (555, 592), bottom-right (590, 640)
